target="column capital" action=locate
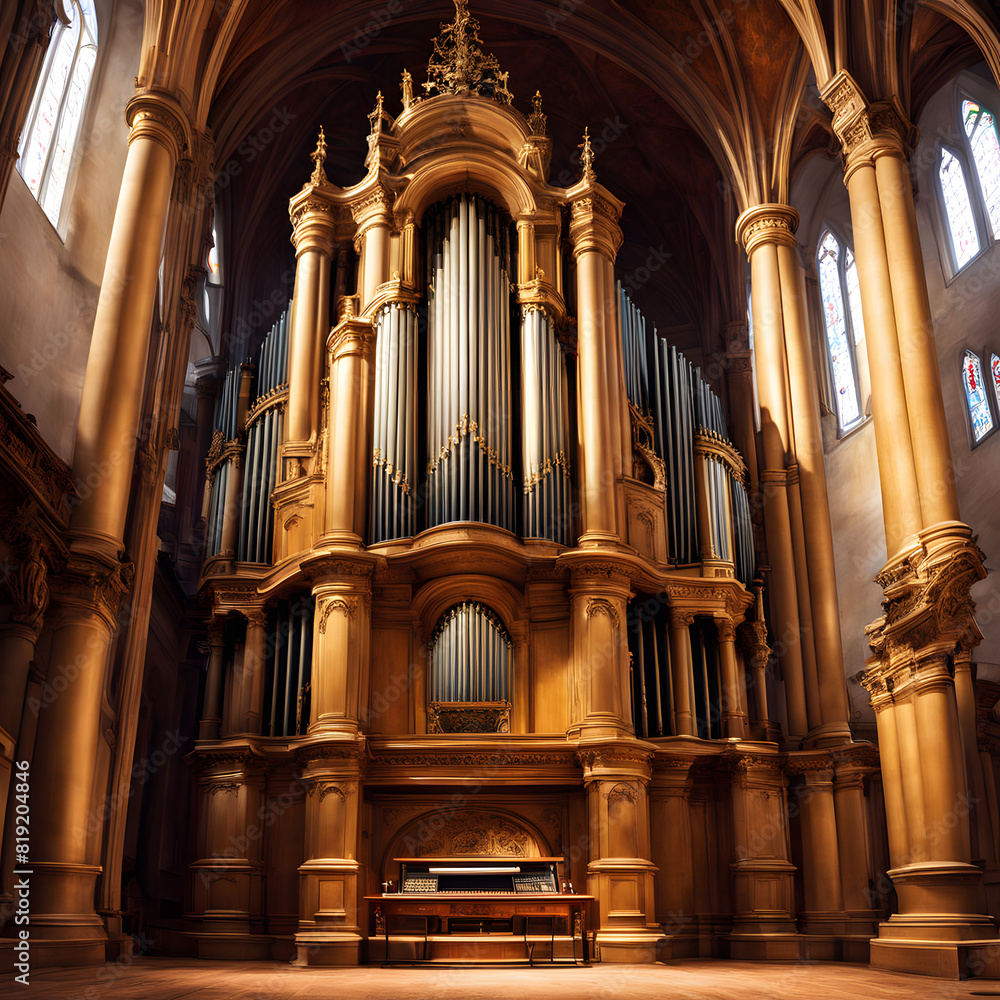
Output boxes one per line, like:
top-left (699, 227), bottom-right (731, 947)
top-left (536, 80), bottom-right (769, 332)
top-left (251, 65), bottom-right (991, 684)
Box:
top-left (567, 184), bottom-right (624, 260)
top-left (48, 551), bottom-right (134, 634)
top-left (125, 91), bottom-right (191, 162)
top-left (735, 203), bottom-right (799, 257)
top-left (244, 605), bottom-right (268, 630)
top-left (819, 70), bottom-right (917, 180)
top-left (329, 317), bottom-right (375, 363)
top-left (290, 195), bottom-right (338, 258)
top-left (863, 522), bottom-right (986, 709)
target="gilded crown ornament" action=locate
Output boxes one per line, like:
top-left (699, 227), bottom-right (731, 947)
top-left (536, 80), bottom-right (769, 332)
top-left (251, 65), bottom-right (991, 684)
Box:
top-left (423, 0), bottom-right (512, 105)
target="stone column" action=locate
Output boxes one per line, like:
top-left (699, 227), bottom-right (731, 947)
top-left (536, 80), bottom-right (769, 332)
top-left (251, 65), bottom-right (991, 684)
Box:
top-left (323, 315), bottom-right (375, 547)
top-left (293, 746), bottom-right (366, 966)
top-left (715, 616), bottom-right (747, 739)
top-left (566, 560), bottom-right (632, 741)
top-left (726, 746), bottom-right (799, 960)
top-left (667, 608), bottom-right (696, 738)
top-left (862, 531), bottom-right (997, 977)
top-left (286, 138), bottom-right (337, 458)
top-left (819, 73), bottom-right (923, 555)
top-left (792, 756), bottom-right (845, 955)
top-left (648, 756), bottom-right (698, 958)
top-left (307, 557), bottom-right (373, 737)
top-left (23, 92), bottom-right (187, 965)
top-left (187, 750), bottom-right (268, 959)
top-left (198, 621), bottom-right (226, 741)
top-left (577, 743), bottom-right (664, 962)
top-left (736, 206), bottom-right (808, 745)
top-left (832, 747), bottom-right (880, 958)
top-left (218, 363), bottom-right (254, 559)
top-left (568, 182), bottom-right (624, 546)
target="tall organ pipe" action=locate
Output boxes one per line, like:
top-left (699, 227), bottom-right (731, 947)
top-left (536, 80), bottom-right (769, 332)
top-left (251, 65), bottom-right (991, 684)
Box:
top-left (370, 304), bottom-right (418, 542)
top-left (521, 307), bottom-right (571, 544)
top-left (425, 195), bottom-right (514, 532)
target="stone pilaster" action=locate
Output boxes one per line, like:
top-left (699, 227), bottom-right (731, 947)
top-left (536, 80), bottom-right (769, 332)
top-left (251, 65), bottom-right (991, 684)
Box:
top-left (576, 742), bottom-right (664, 962)
top-left (293, 742), bottom-right (366, 966)
top-left (724, 745), bottom-right (799, 960)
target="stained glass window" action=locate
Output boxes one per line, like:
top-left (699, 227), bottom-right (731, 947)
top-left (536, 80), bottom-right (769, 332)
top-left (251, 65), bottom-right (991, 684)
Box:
top-left (940, 148), bottom-right (980, 269)
top-left (817, 230), bottom-right (862, 430)
top-left (207, 218), bottom-right (221, 283)
top-left (963, 350), bottom-right (994, 443)
top-left (992, 353), bottom-right (1000, 414)
top-left (844, 247), bottom-right (866, 346)
top-left (963, 100), bottom-right (1000, 239)
top-left (16, 1), bottom-right (98, 229)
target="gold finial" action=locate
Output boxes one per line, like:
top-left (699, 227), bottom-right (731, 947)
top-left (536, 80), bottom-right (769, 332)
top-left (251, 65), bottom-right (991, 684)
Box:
top-left (423, 0), bottom-right (512, 105)
top-left (578, 126), bottom-right (596, 183)
top-left (527, 90), bottom-right (547, 135)
top-left (368, 91), bottom-right (386, 135)
top-left (309, 127), bottom-right (328, 185)
top-left (401, 69), bottom-right (414, 111)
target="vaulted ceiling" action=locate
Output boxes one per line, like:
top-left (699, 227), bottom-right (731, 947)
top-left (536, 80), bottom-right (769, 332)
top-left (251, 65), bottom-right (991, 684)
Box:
top-left (186, 0), bottom-right (996, 376)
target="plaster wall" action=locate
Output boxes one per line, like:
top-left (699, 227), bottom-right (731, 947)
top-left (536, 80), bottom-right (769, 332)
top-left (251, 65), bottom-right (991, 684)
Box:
top-left (0, 0), bottom-right (142, 464)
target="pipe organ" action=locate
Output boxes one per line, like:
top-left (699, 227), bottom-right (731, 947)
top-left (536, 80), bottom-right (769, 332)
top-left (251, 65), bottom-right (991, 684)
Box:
top-left (190, 0), bottom-right (800, 970)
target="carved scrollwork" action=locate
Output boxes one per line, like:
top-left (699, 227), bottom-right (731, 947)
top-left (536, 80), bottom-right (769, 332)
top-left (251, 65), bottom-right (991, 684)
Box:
top-left (585, 597), bottom-right (621, 628)
top-left (318, 596), bottom-right (359, 633)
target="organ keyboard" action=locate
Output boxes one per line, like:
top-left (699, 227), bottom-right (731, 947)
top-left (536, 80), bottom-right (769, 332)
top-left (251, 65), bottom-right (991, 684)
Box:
top-left (366, 857), bottom-right (592, 964)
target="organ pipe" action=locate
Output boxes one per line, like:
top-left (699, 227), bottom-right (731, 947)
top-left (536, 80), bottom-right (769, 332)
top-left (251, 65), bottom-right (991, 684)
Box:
top-left (262, 596), bottom-right (314, 736)
top-left (429, 601), bottom-right (511, 703)
top-left (521, 307), bottom-right (572, 544)
top-left (370, 303), bottom-right (418, 542)
top-left (425, 195), bottom-right (514, 532)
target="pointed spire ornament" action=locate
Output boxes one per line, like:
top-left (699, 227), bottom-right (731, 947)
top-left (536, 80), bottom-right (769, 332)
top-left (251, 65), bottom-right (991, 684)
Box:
top-left (309, 127), bottom-right (328, 185)
top-left (423, 0), bottom-right (512, 105)
top-left (578, 126), bottom-right (596, 183)
top-left (401, 69), bottom-right (414, 111)
top-left (527, 90), bottom-right (547, 135)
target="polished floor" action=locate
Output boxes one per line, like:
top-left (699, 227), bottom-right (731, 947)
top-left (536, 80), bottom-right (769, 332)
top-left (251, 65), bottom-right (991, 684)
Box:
top-left (10, 959), bottom-right (1000, 999)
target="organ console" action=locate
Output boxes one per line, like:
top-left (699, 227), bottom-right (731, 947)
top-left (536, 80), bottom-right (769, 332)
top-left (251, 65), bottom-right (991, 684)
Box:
top-left (366, 858), bottom-right (592, 964)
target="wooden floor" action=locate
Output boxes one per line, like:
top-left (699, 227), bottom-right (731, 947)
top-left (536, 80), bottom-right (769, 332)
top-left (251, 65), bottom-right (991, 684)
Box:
top-left (10, 958), bottom-right (1000, 999)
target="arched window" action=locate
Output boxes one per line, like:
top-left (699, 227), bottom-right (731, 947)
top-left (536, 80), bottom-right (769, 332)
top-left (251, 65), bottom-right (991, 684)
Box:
top-left (937, 96), bottom-right (1000, 274)
top-left (16, 0), bottom-right (98, 229)
top-left (939, 147), bottom-right (981, 269)
top-left (963, 100), bottom-right (1000, 238)
top-left (816, 229), bottom-right (864, 432)
top-left (992, 353), bottom-right (1000, 413)
top-left (962, 350), bottom-right (994, 445)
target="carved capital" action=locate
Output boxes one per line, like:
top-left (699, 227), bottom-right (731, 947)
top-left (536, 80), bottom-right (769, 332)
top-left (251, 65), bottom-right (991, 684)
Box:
top-left (714, 615), bottom-right (737, 644)
top-left (736, 203), bottom-right (799, 257)
top-left (862, 524), bottom-right (986, 708)
top-left (244, 606), bottom-right (268, 630)
top-left (568, 187), bottom-right (624, 259)
top-left (5, 534), bottom-right (49, 637)
top-left (125, 91), bottom-right (191, 161)
top-left (330, 319), bottom-right (376, 363)
top-left (819, 70), bottom-right (916, 179)
top-left (50, 551), bottom-right (134, 633)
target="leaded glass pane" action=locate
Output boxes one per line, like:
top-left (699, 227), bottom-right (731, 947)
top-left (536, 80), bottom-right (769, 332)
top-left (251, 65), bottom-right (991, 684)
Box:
top-left (19, 19), bottom-right (78, 196)
top-left (992, 353), bottom-right (1000, 414)
top-left (15, 0), bottom-right (97, 228)
top-left (963, 350), bottom-right (994, 443)
top-left (39, 44), bottom-right (95, 224)
top-left (940, 148), bottom-right (980, 268)
top-left (817, 231), bottom-right (861, 429)
top-left (963, 99), bottom-right (1000, 239)
top-left (845, 247), bottom-right (866, 345)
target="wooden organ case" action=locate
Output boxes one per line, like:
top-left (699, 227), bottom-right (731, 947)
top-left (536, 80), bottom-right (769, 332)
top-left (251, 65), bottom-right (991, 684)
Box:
top-left (192, 0), bottom-right (769, 971)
